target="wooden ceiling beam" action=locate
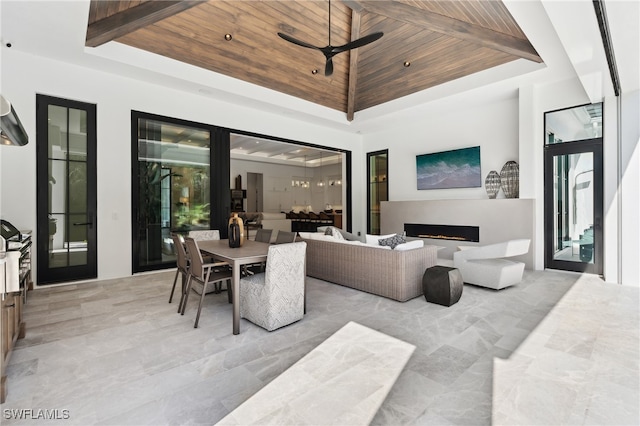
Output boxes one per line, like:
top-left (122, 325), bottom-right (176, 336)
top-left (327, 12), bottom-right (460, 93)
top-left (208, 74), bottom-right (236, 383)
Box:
top-left (346, 10), bottom-right (363, 122)
top-left (342, 0), bottom-right (542, 63)
top-left (86, 0), bottom-right (205, 47)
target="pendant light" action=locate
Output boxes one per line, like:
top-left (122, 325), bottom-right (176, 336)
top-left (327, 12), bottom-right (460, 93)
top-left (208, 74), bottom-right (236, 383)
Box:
top-left (317, 151), bottom-right (325, 187)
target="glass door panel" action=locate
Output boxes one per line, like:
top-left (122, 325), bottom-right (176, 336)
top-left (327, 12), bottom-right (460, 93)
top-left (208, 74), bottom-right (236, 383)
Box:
top-left (134, 118), bottom-right (211, 271)
top-left (367, 150), bottom-right (388, 235)
top-left (552, 152), bottom-right (594, 264)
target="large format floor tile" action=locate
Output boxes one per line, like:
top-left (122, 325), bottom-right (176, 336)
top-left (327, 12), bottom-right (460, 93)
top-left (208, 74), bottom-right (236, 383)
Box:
top-left (2, 270), bottom-right (638, 425)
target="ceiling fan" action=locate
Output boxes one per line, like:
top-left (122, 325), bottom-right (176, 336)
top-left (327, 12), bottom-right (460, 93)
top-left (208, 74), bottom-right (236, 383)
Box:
top-left (277, 0), bottom-right (383, 77)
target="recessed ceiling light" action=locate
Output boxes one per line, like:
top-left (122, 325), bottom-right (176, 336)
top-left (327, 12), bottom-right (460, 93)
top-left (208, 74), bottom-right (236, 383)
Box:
top-left (403, 61), bottom-right (411, 67)
top-left (311, 69), bottom-right (318, 75)
top-left (224, 34), bottom-right (232, 41)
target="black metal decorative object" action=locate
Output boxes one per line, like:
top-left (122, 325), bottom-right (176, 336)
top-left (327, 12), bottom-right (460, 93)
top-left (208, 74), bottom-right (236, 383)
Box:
top-left (485, 170), bottom-right (501, 199)
top-left (500, 161), bottom-right (519, 198)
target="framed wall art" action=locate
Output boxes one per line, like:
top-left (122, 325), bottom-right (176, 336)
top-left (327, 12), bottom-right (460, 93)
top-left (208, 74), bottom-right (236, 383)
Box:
top-left (416, 146), bottom-right (481, 190)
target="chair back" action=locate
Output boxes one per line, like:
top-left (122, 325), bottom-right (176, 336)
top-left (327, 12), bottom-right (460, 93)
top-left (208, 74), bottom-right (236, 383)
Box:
top-left (255, 228), bottom-right (273, 243)
top-left (274, 231), bottom-right (297, 244)
top-left (184, 237), bottom-right (205, 279)
top-left (264, 242), bottom-right (306, 300)
top-left (172, 234), bottom-right (188, 272)
top-left (188, 230), bottom-right (220, 241)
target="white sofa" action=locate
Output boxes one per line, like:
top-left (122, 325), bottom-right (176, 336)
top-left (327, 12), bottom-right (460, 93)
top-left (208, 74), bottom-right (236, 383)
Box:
top-left (453, 239), bottom-right (531, 290)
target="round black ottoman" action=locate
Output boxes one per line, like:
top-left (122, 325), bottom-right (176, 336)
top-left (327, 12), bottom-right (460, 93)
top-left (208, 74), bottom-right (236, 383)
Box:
top-left (422, 265), bottom-right (463, 307)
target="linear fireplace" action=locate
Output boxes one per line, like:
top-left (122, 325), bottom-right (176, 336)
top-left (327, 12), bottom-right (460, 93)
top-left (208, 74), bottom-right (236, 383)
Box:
top-left (404, 223), bottom-right (479, 242)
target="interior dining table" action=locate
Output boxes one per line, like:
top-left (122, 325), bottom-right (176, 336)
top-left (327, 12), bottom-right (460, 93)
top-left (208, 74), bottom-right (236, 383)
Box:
top-left (196, 239), bottom-right (270, 335)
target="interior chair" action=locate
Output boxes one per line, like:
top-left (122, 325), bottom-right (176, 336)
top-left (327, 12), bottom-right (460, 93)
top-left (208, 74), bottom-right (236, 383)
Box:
top-left (274, 230), bottom-right (297, 244)
top-left (242, 229), bottom-right (273, 276)
top-left (188, 229), bottom-right (230, 290)
top-left (181, 237), bottom-right (233, 328)
top-left (188, 229), bottom-right (220, 240)
top-left (169, 233), bottom-right (188, 305)
top-left (255, 228), bottom-right (273, 243)
top-left (453, 239), bottom-right (531, 290)
top-left (240, 241), bottom-right (307, 331)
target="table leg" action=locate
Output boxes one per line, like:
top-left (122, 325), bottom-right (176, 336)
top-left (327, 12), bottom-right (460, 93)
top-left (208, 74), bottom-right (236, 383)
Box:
top-left (233, 260), bottom-right (241, 335)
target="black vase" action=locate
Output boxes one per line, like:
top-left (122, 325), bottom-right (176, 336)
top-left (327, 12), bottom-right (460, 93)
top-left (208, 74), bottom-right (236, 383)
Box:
top-left (228, 219), bottom-right (241, 248)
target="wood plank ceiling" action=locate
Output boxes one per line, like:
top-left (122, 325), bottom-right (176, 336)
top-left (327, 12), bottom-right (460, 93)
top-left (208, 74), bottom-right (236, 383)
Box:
top-left (86, 0), bottom-right (541, 121)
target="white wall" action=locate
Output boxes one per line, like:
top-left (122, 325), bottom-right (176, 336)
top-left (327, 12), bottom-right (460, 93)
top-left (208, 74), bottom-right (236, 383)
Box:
top-left (620, 90), bottom-right (640, 285)
top-left (364, 96), bottom-right (520, 202)
top-left (2, 52), bottom-right (637, 287)
top-left (0, 49), bottom-right (362, 284)
top-left (364, 75), bottom-right (639, 286)
top-left (230, 159), bottom-right (344, 214)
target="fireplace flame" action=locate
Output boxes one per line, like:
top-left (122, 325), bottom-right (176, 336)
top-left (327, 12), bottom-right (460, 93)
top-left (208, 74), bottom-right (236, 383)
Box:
top-left (418, 234), bottom-right (468, 241)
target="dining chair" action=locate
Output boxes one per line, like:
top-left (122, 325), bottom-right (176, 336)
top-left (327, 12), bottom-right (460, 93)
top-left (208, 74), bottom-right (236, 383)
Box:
top-left (242, 229), bottom-right (273, 276)
top-left (255, 228), bottom-right (273, 243)
top-left (181, 237), bottom-right (233, 328)
top-left (169, 233), bottom-right (188, 305)
top-left (188, 229), bottom-right (230, 289)
top-left (188, 229), bottom-right (220, 240)
top-left (274, 231), bottom-right (297, 244)
top-left (240, 241), bottom-right (307, 331)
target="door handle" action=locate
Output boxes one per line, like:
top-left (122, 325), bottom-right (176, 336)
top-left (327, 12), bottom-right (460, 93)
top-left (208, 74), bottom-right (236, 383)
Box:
top-left (73, 222), bottom-right (93, 226)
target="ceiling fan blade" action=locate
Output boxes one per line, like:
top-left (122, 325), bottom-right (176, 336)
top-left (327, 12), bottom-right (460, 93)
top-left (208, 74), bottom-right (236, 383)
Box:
top-left (332, 32), bottom-right (384, 54)
top-left (277, 32), bottom-right (321, 50)
top-left (325, 57), bottom-right (334, 77)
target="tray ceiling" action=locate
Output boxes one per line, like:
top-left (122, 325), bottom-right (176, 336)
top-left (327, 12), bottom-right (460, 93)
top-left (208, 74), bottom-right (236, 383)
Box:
top-left (85, 0), bottom-right (541, 121)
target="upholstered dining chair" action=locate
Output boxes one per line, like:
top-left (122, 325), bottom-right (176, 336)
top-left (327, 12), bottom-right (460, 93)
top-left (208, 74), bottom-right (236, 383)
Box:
top-left (274, 231), bottom-right (297, 244)
top-left (169, 233), bottom-right (188, 305)
top-left (239, 241), bottom-right (307, 331)
top-left (181, 237), bottom-right (233, 328)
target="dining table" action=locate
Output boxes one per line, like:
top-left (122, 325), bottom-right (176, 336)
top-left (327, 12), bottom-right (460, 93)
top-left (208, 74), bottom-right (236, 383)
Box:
top-left (196, 239), bottom-right (270, 335)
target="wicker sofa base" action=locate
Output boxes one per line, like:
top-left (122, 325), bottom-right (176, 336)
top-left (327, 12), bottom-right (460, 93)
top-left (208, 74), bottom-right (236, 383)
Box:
top-left (302, 238), bottom-right (438, 302)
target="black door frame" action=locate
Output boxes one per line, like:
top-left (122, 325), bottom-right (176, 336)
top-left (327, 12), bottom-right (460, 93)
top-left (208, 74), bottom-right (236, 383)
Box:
top-left (544, 138), bottom-right (604, 274)
top-left (36, 94), bottom-right (98, 284)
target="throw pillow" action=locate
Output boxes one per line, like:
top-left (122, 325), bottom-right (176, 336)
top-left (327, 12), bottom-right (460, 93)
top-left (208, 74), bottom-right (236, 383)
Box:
top-left (365, 233), bottom-right (395, 245)
top-left (378, 233), bottom-right (406, 249)
top-left (324, 226), bottom-right (345, 240)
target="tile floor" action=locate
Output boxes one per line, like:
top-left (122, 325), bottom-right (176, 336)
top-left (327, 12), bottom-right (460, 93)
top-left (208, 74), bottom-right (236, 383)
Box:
top-left (1, 269), bottom-right (638, 425)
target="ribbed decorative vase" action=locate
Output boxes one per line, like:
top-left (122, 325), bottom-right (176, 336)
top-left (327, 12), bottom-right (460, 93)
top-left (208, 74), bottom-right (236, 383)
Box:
top-left (228, 213), bottom-right (245, 248)
top-left (500, 161), bottom-right (519, 198)
top-left (484, 170), bottom-right (501, 199)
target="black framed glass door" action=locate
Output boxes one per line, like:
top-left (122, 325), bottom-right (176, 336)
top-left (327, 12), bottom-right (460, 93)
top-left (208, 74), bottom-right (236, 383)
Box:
top-left (544, 104), bottom-right (603, 274)
top-left (36, 95), bottom-right (97, 284)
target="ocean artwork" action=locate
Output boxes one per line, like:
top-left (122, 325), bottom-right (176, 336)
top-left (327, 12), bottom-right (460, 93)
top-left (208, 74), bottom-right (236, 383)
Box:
top-left (416, 146), bottom-right (481, 190)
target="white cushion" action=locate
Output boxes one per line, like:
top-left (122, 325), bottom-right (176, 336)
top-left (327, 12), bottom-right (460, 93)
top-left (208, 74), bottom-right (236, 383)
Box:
top-left (365, 233), bottom-right (395, 245)
top-left (394, 240), bottom-right (424, 251)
